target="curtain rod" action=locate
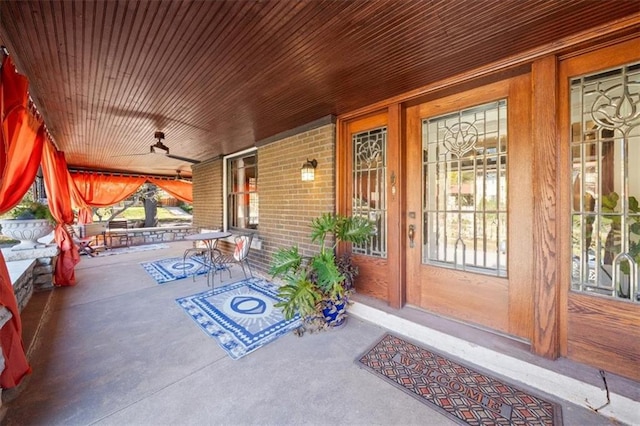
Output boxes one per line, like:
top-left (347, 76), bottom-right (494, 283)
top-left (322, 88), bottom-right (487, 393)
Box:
top-left (68, 168), bottom-right (191, 181)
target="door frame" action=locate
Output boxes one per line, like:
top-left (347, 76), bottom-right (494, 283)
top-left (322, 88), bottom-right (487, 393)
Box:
top-left (336, 107), bottom-right (404, 308)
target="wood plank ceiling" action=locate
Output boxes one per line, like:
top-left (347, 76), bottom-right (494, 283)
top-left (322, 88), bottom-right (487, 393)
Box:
top-left (1, 0), bottom-right (638, 177)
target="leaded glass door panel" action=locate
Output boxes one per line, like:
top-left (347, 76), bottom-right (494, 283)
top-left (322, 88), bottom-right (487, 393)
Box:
top-left (404, 75), bottom-right (533, 340)
top-left (341, 111), bottom-right (401, 304)
top-left (559, 36), bottom-right (640, 381)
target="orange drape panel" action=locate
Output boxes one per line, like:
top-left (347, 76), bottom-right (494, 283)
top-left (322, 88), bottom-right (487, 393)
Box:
top-left (41, 141), bottom-right (79, 286)
top-left (0, 56), bottom-right (45, 212)
top-left (68, 174), bottom-right (92, 223)
top-left (0, 255), bottom-right (31, 388)
top-left (70, 172), bottom-right (145, 206)
top-left (76, 207), bottom-right (93, 224)
top-left (149, 178), bottom-right (193, 203)
top-left (0, 55), bottom-right (32, 388)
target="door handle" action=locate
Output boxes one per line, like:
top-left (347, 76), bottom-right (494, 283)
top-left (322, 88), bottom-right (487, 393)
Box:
top-left (408, 224), bottom-right (415, 248)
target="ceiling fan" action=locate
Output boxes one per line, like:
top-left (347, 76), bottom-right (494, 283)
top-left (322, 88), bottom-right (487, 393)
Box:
top-left (150, 132), bottom-right (200, 164)
top-left (174, 170), bottom-right (192, 183)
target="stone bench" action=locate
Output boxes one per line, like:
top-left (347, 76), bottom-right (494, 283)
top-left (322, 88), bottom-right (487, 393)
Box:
top-left (5, 259), bottom-right (36, 312)
top-left (103, 225), bottom-right (197, 248)
top-left (2, 245), bottom-right (59, 304)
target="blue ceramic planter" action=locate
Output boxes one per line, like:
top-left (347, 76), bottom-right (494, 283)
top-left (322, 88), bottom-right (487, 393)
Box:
top-left (322, 298), bottom-right (348, 328)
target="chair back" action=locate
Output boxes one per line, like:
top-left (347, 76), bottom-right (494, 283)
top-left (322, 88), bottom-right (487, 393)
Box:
top-left (63, 223), bottom-right (79, 240)
top-left (233, 234), bottom-right (253, 261)
top-left (107, 220), bottom-right (128, 230)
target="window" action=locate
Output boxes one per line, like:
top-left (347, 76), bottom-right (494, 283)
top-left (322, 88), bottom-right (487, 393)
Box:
top-left (225, 150), bottom-right (258, 230)
top-left (352, 127), bottom-right (387, 257)
top-left (422, 100), bottom-right (508, 277)
top-left (570, 62), bottom-right (640, 302)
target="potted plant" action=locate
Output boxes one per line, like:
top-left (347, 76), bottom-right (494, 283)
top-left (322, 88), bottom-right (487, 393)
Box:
top-left (0, 200), bottom-right (55, 250)
top-left (269, 213), bottom-right (374, 333)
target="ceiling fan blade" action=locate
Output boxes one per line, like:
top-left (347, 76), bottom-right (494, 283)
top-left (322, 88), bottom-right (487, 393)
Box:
top-left (165, 153), bottom-right (200, 164)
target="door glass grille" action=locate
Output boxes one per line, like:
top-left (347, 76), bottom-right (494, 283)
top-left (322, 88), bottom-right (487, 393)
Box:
top-left (570, 61), bottom-right (640, 302)
top-left (352, 127), bottom-right (387, 257)
top-left (422, 100), bottom-right (508, 276)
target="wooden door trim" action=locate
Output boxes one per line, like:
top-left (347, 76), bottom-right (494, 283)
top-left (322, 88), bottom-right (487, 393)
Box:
top-left (387, 103), bottom-right (404, 308)
top-left (531, 55), bottom-right (560, 358)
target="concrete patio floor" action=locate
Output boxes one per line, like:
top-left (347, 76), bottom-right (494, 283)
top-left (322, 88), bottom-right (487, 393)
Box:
top-left (2, 241), bottom-right (638, 425)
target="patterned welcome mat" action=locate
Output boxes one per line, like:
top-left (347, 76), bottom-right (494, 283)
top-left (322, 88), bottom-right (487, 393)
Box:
top-left (141, 256), bottom-right (210, 284)
top-left (176, 278), bottom-right (301, 359)
top-left (357, 334), bottom-right (562, 426)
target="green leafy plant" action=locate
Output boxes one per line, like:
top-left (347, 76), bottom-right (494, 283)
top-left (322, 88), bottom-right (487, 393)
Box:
top-left (10, 200), bottom-right (55, 223)
top-left (601, 192), bottom-right (640, 277)
top-left (269, 213), bottom-right (374, 329)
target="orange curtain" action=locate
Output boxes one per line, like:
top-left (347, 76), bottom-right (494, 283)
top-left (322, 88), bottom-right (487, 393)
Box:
top-left (41, 141), bottom-right (79, 286)
top-left (67, 173), bottom-right (93, 224)
top-left (0, 54), bottom-right (32, 388)
top-left (70, 172), bottom-right (145, 206)
top-left (0, 56), bottom-right (45, 211)
top-left (148, 178), bottom-right (193, 203)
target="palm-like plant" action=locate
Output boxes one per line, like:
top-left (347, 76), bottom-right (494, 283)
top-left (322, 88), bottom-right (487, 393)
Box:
top-left (269, 213), bottom-right (374, 322)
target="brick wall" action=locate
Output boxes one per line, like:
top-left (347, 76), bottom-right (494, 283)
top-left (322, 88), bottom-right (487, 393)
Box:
top-left (192, 158), bottom-right (223, 230)
top-left (191, 122), bottom-right (336, 276)
top-left (256, 124), bottom-right (336, 273)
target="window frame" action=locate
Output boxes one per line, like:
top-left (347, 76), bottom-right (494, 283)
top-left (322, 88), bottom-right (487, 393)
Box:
top-left (223, 147), bottom-right (258, 232)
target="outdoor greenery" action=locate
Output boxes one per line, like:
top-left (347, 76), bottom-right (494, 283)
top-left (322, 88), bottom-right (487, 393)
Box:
top-left (96, 206), bottom-right (189, 221)
top-left (9, 200), bottom-right (55, 223)
top-left (601, 192), bottom-right (640, 276)
top-left (269, 213), bottom-right (374, 332)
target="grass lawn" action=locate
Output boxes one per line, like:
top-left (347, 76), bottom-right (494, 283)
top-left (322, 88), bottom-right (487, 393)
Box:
top-left (104, 206), bottom-right (190, 221)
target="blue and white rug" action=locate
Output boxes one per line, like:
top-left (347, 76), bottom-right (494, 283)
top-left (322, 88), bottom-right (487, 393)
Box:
top-left (141, 256), bottom-right (210, 284)
top-left (176, 277), bottom-right (301, 360)
top-left (99, 243), bottom-right (169, 257)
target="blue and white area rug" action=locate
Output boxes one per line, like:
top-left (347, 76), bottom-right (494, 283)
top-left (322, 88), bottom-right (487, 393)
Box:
top-left (99, 243), bottom-right (169, 257)
top-left (176, 278), bottom-right (301, 360)
top-left (141, 256), bottom-right (210, 284)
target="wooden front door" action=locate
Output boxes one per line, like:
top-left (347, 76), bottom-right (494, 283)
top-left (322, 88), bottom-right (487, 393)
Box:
top-left (404, 75), bottom-right (534, 339)
top-left (340, 75), bottom-right (534, 340)
top-left (338, 110), bottom-right (403, 308)
top-left (558, 37), bottom-right (640, 381)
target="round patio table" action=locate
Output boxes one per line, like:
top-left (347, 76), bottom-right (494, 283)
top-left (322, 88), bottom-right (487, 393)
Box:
top-left (183, 231), bottom-right (231, 286)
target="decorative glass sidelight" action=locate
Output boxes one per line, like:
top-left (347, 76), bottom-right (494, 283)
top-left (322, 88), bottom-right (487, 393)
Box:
top-left (423, 100), bottom-right (508, 276)
top-left (352, 127), bottom-right (387, 257)
top-left (570, 62), bottom-right (640, 302)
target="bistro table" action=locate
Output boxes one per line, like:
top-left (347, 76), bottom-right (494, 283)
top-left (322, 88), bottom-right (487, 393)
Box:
top-left (183, 231), bottom-right (232, 286)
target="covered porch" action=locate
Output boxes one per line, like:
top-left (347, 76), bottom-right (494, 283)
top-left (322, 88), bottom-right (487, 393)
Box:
top-left (2, 241), bottom-right (638, 424)
top-left (0, 1), bottom-right (639, 424)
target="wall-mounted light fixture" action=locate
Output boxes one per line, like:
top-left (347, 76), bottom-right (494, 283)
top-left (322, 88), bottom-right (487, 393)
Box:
top-left (301, 158), bottom-right (317, 182)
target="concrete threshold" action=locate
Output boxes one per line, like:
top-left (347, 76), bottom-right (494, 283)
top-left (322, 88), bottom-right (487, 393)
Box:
top-left (350, 301), bottom-right (639, 426)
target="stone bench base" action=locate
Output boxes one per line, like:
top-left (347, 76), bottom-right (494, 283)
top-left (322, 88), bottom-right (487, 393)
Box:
top-left (104, 225), bottom-right (197, 248)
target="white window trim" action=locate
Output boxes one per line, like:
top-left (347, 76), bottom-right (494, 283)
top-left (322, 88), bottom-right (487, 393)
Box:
top-left (223, 147), bottom-right (257, 232)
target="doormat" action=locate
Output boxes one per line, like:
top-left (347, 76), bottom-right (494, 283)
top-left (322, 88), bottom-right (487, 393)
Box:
top-left (141, 256), bottom-right (210, 284)
top-left (175, 278), bottom-right (301, 360)
top-left (357, 334), bottom-right (562, 425)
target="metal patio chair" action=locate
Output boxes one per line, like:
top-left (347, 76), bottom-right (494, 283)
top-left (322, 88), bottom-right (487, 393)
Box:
top-left (215, 233), bottom-right (254, 281)
top-left (182, 229), bottom-right (222, 282)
